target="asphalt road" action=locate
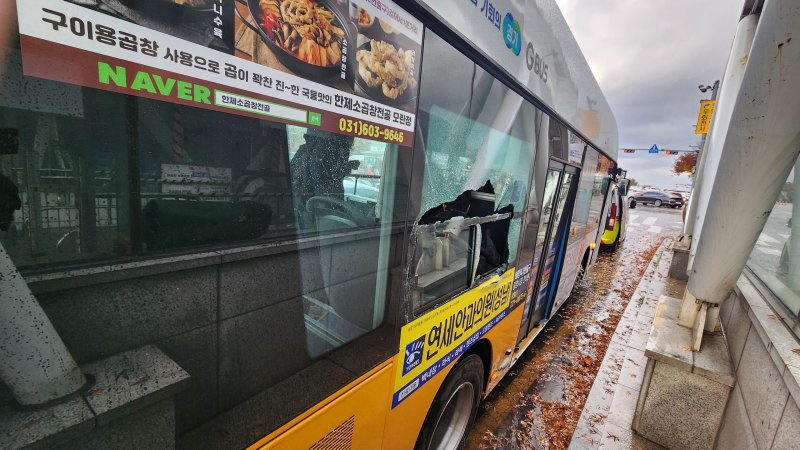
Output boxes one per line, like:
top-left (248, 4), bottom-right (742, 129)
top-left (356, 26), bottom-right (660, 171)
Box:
top-left (625, 203), bottom-right (684, 235)
top-left (465, 205), bottom-right (678, 449)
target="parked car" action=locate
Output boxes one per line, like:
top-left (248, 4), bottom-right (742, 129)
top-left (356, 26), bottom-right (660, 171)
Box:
top-left (342, 176), bottom-right (379, 202)
top-left (631, 190), bottom-right (684, 208)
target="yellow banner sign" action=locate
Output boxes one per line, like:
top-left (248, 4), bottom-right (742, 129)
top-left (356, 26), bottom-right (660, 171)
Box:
top-left (392, 269), bottom-right (515, 408)
top-left (695, 100), bottom-right (716, 134)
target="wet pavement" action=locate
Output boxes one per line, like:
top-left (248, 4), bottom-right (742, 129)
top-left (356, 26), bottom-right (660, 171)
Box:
top-left (466, 208), bottom-right (683, 450)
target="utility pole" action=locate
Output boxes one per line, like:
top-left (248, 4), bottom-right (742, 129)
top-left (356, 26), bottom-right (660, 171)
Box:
top-left (683, 80), bottom-right (719, 239)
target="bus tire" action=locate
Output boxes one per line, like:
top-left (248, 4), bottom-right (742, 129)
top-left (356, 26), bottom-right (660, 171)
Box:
top-left (415, 354), bottom-right (484, 450)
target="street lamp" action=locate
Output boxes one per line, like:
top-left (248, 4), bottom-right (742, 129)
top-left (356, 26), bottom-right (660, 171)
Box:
top-left (698, 84), bottom-right (716, 93)
top-left (684, 79), bottom-right (721, 238)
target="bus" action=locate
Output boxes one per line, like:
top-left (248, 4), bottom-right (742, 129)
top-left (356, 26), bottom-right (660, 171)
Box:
top-left (1, 0), bottom-right (617, 449)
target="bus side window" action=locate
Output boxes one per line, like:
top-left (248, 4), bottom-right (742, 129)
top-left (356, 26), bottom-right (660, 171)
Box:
top-left (408, 31), bottom-right (538, 316)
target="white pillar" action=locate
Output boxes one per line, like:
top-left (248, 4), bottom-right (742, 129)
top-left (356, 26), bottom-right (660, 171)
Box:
top-left (686, 14), bottom-right (759, 273)
top-left (0, 243), bottom-right (86, 405)
top-left (688, 0), bottom-right (800, 307)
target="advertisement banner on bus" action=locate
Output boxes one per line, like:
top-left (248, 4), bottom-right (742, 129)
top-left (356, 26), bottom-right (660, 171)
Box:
top-left (392, 269), bottom-right (515, 408)
top-left (509, 259), bottom-right (533, 311)
top-left (16, 0), bottom-right (421, 147)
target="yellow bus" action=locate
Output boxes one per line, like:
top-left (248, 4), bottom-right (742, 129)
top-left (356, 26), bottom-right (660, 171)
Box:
top-left (2, 0), bottom-right (617, 448)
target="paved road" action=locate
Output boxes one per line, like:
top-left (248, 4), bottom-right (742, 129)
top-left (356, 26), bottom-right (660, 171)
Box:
top-left (465, 206), bottom-right (678, 449)
top-left (625, 204), bottom-right (684, 236)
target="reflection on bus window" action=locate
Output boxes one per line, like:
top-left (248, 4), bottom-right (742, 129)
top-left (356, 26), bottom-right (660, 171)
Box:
top-left (0, 97), bottom-right (400, 268)
top-left (0, 84), bottom-right (406, 444)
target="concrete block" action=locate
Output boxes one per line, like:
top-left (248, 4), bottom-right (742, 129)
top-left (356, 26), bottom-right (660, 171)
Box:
top-left (746, 301), bottom-right (797, 374)
top-left (718, 292), bottom-right (735, 330)
top-left (631, 434), bottom-right (667, 450)
top-left (53, 400), bottom-right (175, 450)
top-left (217, 298), bottom-right (314, 410)
top-left (655, 295), bottom-right (682, 321)
top-left (39, 266), bottom-right (218, 363)
top-left (0, 391), bottom-right (94, 450)
top-left (784, 365), bottom-right (800, 411)
top-left (714, 384), bottom-right (757, 450)
top-left (158, 324), bottom-right (218, 434)
top-left (645, 316), bottom-right (693, 373)
top-left (81, 345), bottom-right (190, 426)
top-left (617, 349), bottom-right (648, 391)
top-left (736, 330), bottom-right (790, 448)
top-left (772, 398), bottom-right (800, 450)
top-left (737, 332), bottom-right (789, 448)
top-left (693, 333), bottom-right (735, 387)
top-left (570, 419), bottom-right (603, 449)
top-left (606, 384), bottom-right (638, 429)
top-left (628, 329), bottom-right (649, 352)
top-left (722, 296), bottom-right (752, 370)
top-left (598, 421), bottom-right (632, 449)
top-left (635, 362), bottom-right (728, 450)
top-left (219, 247), bottom-right (327, 319)
top-left (667, 245), bottom-right (689, 281)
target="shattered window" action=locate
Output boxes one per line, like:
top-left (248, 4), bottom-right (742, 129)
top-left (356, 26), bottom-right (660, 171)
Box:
top-left (409, 31), bottom-right (537, 313)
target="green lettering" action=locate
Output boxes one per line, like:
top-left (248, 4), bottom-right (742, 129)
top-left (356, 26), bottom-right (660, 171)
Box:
top-left (177, 81), bottom-right (192, 100)
top-left (153, 75), bottom-right (175, 96)
top-left (130, 71), bottom-right (156, 94)
top-left (98, 62), bottom-right (127, 87)
top-left (193, 85), bottom-right (211, 104)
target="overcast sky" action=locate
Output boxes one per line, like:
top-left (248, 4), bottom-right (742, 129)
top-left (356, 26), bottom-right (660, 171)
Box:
top-left (555, 0), bottom-right (743, 189)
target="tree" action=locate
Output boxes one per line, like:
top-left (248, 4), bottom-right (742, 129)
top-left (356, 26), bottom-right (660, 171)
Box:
top-left (628, 178), bottom-right (639, 187)
top-left (673, 152), bottom-right (698, 176)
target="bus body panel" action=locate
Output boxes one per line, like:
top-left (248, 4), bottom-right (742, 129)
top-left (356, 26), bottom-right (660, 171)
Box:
top-left (252, 361), bottom-right (394, 450)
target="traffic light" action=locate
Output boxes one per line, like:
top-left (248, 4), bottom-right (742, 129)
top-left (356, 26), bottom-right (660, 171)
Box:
top-left (664, 150), bottom-right (677, 155)
top-left (623, 148), bottom-right (635, 153)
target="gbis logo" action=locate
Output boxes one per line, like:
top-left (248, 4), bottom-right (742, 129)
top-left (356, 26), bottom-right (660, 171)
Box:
top-left (503, 13), bottom-right (522, 56)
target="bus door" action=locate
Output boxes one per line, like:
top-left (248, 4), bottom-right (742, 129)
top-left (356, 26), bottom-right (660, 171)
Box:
top-left (520, 162), bottom-right (578, 337)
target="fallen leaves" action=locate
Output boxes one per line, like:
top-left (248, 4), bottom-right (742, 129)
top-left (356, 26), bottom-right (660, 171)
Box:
top-left (471, 235), bottom-right (666, 450)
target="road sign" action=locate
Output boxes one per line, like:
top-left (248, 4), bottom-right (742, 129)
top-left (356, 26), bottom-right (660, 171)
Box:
top-left (695, 100), bottom-right (716, 134)
top-left (649, 144), bottom-right (659, 154)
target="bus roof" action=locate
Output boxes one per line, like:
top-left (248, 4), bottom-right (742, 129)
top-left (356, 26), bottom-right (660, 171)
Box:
top-left (411, 0), bottom-right (619, 161)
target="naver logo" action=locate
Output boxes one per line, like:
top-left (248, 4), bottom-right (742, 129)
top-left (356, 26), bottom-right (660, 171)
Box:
top-left (502, 13), bottom-right (522, 56)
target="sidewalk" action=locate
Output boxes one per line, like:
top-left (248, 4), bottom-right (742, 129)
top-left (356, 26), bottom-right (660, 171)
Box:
top-left (569, 237), bottom-right (686, 450)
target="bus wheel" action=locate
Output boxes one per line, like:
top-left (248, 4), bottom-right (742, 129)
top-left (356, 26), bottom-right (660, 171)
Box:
top-left (416, 354), bottom-right (484, 450)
